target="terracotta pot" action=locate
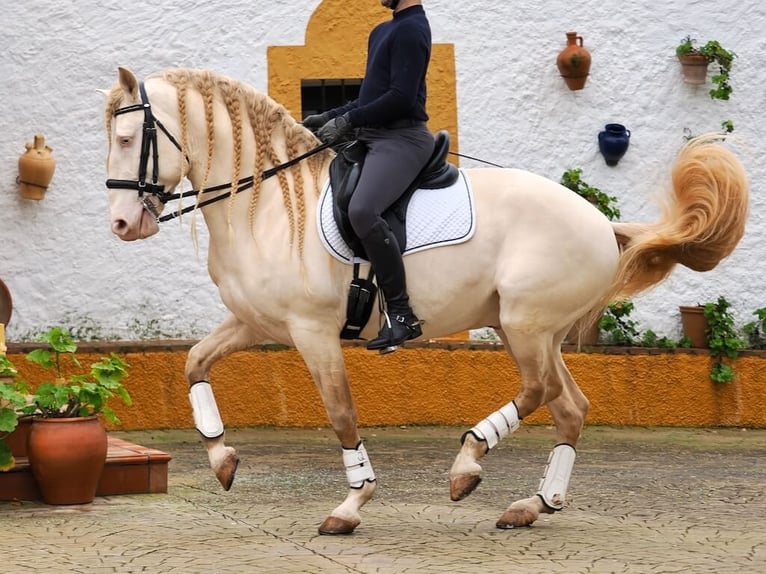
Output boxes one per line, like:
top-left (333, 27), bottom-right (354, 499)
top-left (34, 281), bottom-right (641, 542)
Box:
top-left (17, 134), bottom-right (56, 200)
top-left (556, 31), bottom-right (592, 91)
top-left (28, 415), bottom-right (107, 505)
top-left (5, 416), bottom-right (33, 458)
top-left (677, 54), bottom-right (709, 85)
top-left (680, 305), bottom-right (708, 348)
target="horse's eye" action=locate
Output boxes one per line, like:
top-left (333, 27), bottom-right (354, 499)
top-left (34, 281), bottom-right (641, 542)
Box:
top-left (119, 136), bottom-right (132, 147)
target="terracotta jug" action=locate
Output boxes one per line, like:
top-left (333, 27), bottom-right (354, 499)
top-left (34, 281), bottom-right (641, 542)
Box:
top-left (18, 134), bottom-right (56, 200)
top-left (556, 32), bottom-right (592, 91)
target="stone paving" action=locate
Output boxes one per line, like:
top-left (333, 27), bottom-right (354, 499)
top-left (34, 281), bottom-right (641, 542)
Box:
top-left (2, 425), bottom-right (765, 573)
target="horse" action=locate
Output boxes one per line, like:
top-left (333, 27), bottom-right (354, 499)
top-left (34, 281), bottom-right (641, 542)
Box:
top-left (102, 67), bottom-right (749, 534)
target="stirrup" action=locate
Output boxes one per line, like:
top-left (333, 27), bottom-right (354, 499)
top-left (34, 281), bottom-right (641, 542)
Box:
top-left (366, 311), bottom-right (422, 352)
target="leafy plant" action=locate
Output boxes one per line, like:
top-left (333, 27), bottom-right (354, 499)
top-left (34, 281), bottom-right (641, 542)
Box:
top-left (25, 327), bottom-right (132, 423)
top-left (560, 168), bottom-right (620, 221)
top-left (599, 301), bottom-right (640, 345)
top-left (703, 296), bottom-right (744, 383)
top-left (0, 356), bottom-right (29, 471)
top-left (676, 36), bottom-right (736, 100)
top-left (743, 307), bottom-right (766, 350)
top-left (599, 301), bottom-right (679, 348)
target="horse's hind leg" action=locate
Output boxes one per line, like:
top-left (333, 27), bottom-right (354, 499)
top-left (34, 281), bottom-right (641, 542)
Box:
top-left (290, 325), bottom-right (376, 535)
top-left (496, 346), bottom-right (589, 529)
top-left (449, 327), bottom-right (588, 528)
top-left (185, 314), bottom-right (260, 490)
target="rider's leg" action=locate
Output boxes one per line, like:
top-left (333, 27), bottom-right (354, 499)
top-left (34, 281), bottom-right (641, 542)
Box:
top-left (348, 126), bottom-right (434, 350)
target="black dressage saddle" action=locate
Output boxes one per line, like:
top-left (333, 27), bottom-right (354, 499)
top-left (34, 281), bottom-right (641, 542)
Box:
top-left (329, 130), bottom-right (459, 260)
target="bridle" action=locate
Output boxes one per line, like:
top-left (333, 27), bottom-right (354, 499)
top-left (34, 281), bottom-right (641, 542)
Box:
top-left (105, 80), bottom-right (330, 223)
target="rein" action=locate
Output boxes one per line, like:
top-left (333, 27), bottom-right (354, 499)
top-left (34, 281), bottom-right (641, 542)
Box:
top-left (156, 140), bottom-right (331, 223)
top-left (105, 80), bottom-right (332, 223)
top-left (448, 150), bottom-right (504, 168)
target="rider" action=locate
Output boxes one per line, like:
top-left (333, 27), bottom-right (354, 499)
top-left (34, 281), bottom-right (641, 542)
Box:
top-left (303, 0), bottom-right (434, 351)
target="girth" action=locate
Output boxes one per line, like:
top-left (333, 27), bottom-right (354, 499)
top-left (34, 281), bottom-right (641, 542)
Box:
top-left (329, 129), bottom-right (459, 260)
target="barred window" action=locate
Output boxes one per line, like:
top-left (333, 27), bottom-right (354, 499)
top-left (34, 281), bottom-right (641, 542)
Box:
top-left (301, 78), bottom-right (362, 117)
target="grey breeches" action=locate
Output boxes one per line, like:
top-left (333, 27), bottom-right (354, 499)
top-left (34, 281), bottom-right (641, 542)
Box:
top-left (347, 125), bottom-right (435, 238)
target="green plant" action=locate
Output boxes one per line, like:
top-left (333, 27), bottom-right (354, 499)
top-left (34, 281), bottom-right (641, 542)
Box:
top-left (743, 307), bottom-right (766, 349)
top-left (599, 301), bottom-right (679, 348)
top-left (599, 301), bottom-right (640, 345)
top-left (560, 168), bottom-right (620, 221)
top-left (676, 36), bottom-right (736, 100)
top-left (0, 356), bottom-right (30, 471)
top-left (703, 296), bottom-right (744, 383)
top-left (25, 327), bottom-right (132, 422)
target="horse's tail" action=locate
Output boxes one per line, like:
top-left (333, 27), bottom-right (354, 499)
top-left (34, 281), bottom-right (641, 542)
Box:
top-left (603, 133), bottom-right (749, 305)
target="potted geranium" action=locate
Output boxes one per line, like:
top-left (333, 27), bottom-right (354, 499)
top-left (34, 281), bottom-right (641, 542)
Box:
top-left (23, 327), bottom-right (132, 504)
top-left (0, 355), bottom-right (29, 471)
top-left (675, 36), bottom-right (736, 100)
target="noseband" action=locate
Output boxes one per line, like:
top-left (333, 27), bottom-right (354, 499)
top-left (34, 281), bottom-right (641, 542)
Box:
top-left (105, 81), bottom-right (330, 223)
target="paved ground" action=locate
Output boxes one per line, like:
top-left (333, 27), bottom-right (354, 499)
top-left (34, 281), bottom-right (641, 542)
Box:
top-left (2, 425), bottom-right (765, 573)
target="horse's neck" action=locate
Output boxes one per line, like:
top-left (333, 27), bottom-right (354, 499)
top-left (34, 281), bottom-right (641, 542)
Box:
top-left (190, 150), bottom-right (331, 263)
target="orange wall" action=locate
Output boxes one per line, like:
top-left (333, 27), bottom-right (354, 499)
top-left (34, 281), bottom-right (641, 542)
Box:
top-left (7, 342), bottom-right (766, 431)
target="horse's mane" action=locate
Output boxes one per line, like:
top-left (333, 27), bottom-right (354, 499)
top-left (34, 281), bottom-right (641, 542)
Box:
top-left (106, 68), bottom-right (333, 258)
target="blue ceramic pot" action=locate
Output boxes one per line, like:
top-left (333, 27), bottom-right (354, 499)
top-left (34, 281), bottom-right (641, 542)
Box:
top-left (598, 124), bottom-right (631, 166)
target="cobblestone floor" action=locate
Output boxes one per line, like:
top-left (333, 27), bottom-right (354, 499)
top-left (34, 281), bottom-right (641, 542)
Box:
top-left (2, 425), bottom-right (765, 573)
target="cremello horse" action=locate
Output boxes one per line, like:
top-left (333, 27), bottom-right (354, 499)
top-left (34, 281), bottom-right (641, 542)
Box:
top-left (103, 67), bottom-right (749, 534)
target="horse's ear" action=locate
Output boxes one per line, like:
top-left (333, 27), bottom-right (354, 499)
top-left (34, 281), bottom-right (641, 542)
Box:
top-left (96, 89), bottom-right (110, 98)
top-left (117, 66), bottom-right (139, 99)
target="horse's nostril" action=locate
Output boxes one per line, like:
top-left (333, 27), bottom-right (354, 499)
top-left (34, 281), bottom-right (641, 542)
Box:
top-left (112, 219), bottom-right (128, 235)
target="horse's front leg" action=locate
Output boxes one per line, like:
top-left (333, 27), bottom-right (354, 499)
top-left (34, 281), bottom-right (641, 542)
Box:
top-left (185, 314), bottom-right (260, 490)
top-left (291, 325), bottom-right (376, 535)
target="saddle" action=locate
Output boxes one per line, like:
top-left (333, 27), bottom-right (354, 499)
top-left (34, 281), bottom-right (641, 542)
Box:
top-left (329, 129), bottom-right (459, 340)
top-left (329, 130), bottom-right (459, 260)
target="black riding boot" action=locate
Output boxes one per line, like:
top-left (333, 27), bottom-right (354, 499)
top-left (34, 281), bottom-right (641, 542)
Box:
top-left (361, 221), bottom-right (422, 351)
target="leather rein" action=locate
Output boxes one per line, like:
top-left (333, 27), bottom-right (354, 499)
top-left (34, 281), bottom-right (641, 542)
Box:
top-left (105, 81), bottom-right (331, 223)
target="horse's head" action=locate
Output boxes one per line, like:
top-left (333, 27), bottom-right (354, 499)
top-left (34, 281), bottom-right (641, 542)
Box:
top-left (103, 67), bottom-right (185, 241)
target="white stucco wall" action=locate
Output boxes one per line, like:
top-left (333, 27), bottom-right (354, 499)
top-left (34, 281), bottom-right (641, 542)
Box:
top-left (1, 0), bottom-right (764, 341)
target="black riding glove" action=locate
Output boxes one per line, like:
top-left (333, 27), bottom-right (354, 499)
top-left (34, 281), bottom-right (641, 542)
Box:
top-left (301, 112), bottom-right (330, 131)
top-left (316, 113), bottom-right (354, 145)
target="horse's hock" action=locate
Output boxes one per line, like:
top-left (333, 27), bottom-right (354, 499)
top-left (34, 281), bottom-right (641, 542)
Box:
top-left (7, 341), bottom-right (766, 430)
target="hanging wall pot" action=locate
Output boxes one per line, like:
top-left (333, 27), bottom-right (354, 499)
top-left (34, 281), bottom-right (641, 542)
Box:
top-left (598, 124), bottom-right (631, 166)
top-left (677, 53), bottom-right (710, 85)
top-left (17, 134), bottom-right (56, 200)
top-left (556, 31), bottom-right (592, 91)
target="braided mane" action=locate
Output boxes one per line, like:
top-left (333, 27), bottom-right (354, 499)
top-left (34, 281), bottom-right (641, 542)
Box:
top-left (106, 68), bottom-right (332, 258)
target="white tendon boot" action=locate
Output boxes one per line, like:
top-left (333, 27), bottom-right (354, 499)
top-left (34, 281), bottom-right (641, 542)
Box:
top-left (189, 380), bottom-right (224, 438)
top-left (465, 401), bottom-right (521, 449)
top-left (342, 442), bottom-right (376, 488)
top-left (536, 443), bottom-right (576, 511)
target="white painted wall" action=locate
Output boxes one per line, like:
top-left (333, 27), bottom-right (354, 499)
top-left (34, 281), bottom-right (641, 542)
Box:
top-left (1, 0), bottom-right (764, 341)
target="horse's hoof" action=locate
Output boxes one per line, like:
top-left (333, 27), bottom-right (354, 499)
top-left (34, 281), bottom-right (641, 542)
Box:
top-left (318, 516), bottom-right (359, 535)
top-left (449, 473), bottom-right (482, 501)
top-left (215, 453), bottom-right (240, 491)
top-left (496, 507), bottom-right (537, 529)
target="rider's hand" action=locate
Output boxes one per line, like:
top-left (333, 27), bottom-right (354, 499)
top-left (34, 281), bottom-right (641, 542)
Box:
top-left (316, 113), bottom-right (354, 145)
top-left (302, 112), bottom-right (330, 131)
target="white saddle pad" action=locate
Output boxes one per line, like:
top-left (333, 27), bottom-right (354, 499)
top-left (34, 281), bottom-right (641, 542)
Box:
top-left (317, 168), bottom-right (475, 264)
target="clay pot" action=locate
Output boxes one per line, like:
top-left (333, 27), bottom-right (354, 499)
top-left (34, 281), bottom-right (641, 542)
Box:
top-left (5, 416), bottom-right (33, 458)
top-left (18, 134), bottom-right (56, 200)
top-left (678, 54), bottom-right (709, 85)
top-left (557, 31), bottom-right (592, 91)
top-left (680, 305), bottom-right (708, 348)
top-left (598, 123), bottom-right (631, 166)
top-left (27, 416), bottom-right (108, 504)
